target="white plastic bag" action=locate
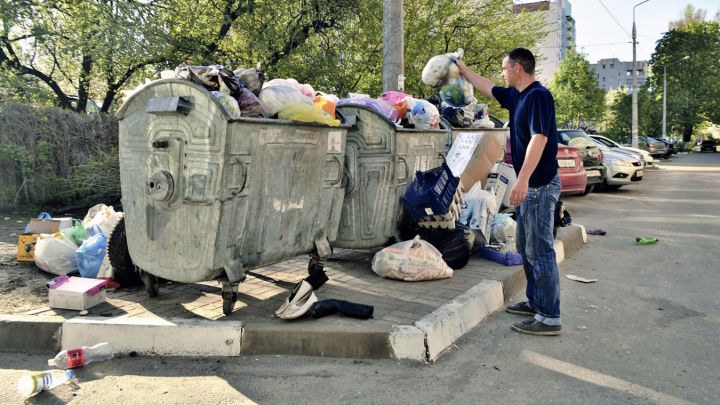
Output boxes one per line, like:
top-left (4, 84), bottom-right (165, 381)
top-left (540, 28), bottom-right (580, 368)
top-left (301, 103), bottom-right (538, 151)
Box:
top-left (407, 99), bottom-right (440, 129)
top-left (491, 213), bottom-right (516, 244)
top-left (421, 49), bottom-right (464, 89)
top-left (82, 204), bottom-right (123, 238)
top-left (34, 233), bottom-right (79, 275)
top-left (371, 236), bottom-right (453, 281)
top-left (259, 84), bottom-right (313, 117)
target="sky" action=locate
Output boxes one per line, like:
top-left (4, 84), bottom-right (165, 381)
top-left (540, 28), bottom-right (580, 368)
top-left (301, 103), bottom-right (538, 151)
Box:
top-left (543, 0), bottom-right (719, 64)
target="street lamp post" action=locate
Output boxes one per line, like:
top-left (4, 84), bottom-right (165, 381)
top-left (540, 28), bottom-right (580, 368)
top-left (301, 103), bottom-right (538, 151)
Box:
top-left (662, 56), bottom-right (689, 139)
top-left (631, 0), bottom-right (650, 149)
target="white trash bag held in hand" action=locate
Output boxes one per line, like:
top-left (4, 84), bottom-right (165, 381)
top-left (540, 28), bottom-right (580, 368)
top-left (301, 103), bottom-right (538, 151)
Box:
top-left (372, 236), bottom-right (453, 281)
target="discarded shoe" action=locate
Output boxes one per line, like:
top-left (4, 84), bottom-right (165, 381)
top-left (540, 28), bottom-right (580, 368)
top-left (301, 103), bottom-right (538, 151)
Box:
top-left (505, 301), bottom-right (536, 316)
top-left (275, 281), bottom-right (317, 320)
top-left (511, 319), bottom-right (561, 336)
top-left (635, 237), bottom-right (659, 245)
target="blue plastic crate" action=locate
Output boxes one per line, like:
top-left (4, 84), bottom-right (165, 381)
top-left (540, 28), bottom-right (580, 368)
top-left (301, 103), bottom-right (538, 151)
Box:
top-left (402, 163), bottom-right (460, 221)
top-left (476, 244), bottom-right (523, 266)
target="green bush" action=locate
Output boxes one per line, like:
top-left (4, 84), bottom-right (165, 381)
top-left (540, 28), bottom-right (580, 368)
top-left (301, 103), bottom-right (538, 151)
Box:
top-left (0, 102), bottom-right (119, 210)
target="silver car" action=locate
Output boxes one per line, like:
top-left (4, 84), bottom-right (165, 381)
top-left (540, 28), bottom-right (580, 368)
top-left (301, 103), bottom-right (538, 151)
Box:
top-left (593, 144), bottom-right (643, 189)
top-left (589, 134), bottom-right (654, 167)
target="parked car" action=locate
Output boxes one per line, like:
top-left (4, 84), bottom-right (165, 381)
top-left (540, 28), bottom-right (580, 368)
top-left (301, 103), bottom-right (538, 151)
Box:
top-left (558, 129), bottom-right (607, 194)
top-left (699, 139), bottom-right (719, 152)
top-left (503, 134), bottom-right (587, 196)
top-left (642, 136), bottom-right (668, 158)
top-left (590, 141), bottom-right (644, 189)
top-left (657, 137), bottom-right (677, 156)
top-left (589, 134), bottom-right (655, 167)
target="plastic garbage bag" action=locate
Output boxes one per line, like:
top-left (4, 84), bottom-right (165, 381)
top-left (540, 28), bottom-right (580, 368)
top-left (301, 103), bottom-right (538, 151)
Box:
top-left (60, 222), bottom-right (89, 247)
top-left (234, 88), bottom-right (264, 118)
top-left (338, 96), bottom-right (399, 122)
top-left (259, 84), bottom-right (314, 117)
top-left (233, 67), bottom-right (265, 96)
top-left (34, 233), bottom-right (79, 275)
top-left (459, 182), bottom-right (496, 243)
top-left (406, 98), bottom-right (440, 129)
top-left (440, 75), bottom-right (476, 108)
top-left (211, 91), bottom-right (241, 119)
top-left (82, 204), bottom-right (123, 238)
top-left (421, 49), bottom-right (464, 88)
top-left (379, 91), bottom-right (411, 120)
top-left (75, 226), bottom-right (107, 279)
top-left (417, 224), bottom-right (472, 270)
top-left (278, 102), bottom-right (341, 127)
top-left (263, 78), bottom-right (316, 99)
top-left (176, 64), bottom-right (242, 96)
top-left (371, 236), bottom-right (453, 281)
top-left (314, 95), bottom-right (337, 119)
top-left (491, 213), bottom-right (516, 244)
top-left (441, 106), bottom-right (465, 128)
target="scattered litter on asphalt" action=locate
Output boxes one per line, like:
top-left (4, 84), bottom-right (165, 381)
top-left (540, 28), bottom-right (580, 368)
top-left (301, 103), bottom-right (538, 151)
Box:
top-left (79, 310), bottom-right (88, 316)
top-left (576, 325), bottom-right (587, 330)
top-left (586, 228), bottom-right (606, 235)
top-left (566, 275), bottom-right (598, 283)
top-left (4, 217), bottom-right (10, 220)
top-left (635, 237), bottom-right (659, 245)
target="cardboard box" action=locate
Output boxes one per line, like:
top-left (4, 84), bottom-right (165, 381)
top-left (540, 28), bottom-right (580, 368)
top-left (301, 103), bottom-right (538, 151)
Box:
top-left (446, 131), bottom-right (506, 189)
top-left (48, 275), bottom-right (106, 310)
top-left (16, 233), bottom-right (40, 262)
top-left (485, 163), bottom-right (517, 209)
top-left (26, 217), bottom-right (73, 234)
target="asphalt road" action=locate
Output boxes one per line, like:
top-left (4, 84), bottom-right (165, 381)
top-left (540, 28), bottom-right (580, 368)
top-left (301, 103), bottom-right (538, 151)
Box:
top-left (1, 152), bottom-right (718, 405)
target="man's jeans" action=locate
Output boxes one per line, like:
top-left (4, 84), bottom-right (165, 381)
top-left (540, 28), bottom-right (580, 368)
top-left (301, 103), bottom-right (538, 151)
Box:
top-left (515, 174), bottom-right (561, 326)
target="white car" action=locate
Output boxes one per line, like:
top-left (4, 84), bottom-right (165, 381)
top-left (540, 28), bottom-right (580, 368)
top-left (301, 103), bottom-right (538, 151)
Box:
top-left (600, 149), bottom-right (643, 189)
top-left (590, 134), bottom-right (654, 167)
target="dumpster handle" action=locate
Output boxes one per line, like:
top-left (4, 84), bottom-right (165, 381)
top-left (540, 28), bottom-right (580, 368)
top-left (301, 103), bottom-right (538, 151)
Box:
top-left (330, 156), bottom-right (343, 186)
top-left (397, 156), bottom-right (409, 182)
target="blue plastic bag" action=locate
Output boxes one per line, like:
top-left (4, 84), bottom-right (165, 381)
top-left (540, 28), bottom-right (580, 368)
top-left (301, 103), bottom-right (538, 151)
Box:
top-left (75, 226), bottom-right (107, 278)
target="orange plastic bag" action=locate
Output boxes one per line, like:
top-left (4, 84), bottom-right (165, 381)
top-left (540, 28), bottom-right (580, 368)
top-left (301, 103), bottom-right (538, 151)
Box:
top-left (314, 96), bottom-right (337, 120)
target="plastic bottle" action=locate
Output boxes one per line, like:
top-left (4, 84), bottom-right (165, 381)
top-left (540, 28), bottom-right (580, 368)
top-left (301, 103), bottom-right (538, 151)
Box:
top-left (17, 369), bottom-right (75, 397)
top-left (48, 342), bottom-right (112, 369)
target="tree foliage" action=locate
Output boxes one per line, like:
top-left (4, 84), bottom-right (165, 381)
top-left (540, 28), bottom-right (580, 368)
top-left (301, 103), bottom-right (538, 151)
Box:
top-left (649, 14), bottom-right (720, 141)
top-left (548, 48), bottom-right (605, 129)
top-left (1, 0), bottom-right (544, 115)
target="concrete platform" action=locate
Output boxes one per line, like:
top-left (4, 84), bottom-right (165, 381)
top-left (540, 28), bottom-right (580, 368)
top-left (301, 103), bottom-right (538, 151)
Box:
top-left (0, 224), bottom-right (586, 362)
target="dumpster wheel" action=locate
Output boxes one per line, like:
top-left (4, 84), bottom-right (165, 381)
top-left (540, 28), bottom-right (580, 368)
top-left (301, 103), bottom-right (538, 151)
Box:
top-left (107, 217), bottom-right (143, 287)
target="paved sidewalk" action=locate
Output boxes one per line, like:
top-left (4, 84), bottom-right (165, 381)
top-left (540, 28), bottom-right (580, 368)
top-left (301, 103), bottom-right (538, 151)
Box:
top-left (1, 225), bottom-right (585, 362)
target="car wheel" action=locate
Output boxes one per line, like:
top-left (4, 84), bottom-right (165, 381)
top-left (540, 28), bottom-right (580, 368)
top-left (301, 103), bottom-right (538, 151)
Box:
top-left (581, 184), bottom-right (595, 195)
top-left (605, 184), bottom-right (621, 190)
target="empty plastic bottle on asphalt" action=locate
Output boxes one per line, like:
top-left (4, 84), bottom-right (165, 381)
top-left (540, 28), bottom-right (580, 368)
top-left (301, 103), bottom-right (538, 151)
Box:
top-left (48, 342), bottom-right (112, 369)
top-left (17, 369), bottom-right (75, 397)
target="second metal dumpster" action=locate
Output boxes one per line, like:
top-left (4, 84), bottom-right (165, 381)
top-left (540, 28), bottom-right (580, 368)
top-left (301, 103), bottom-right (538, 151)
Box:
top-left (333, 104), bottom-right (451, 249)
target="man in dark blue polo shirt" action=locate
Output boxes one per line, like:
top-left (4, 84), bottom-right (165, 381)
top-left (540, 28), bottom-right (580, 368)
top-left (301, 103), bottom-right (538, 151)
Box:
top-left (458, 48), bottom-right (562, 335)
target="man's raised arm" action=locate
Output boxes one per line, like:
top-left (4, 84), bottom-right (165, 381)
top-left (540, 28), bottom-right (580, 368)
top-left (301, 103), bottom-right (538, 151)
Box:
top-left (456, 60), bottom-right (496, 99)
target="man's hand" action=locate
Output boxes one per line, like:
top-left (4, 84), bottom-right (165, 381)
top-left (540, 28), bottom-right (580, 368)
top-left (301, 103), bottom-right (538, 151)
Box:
top-left (509, 177), bottom-right (529, 207)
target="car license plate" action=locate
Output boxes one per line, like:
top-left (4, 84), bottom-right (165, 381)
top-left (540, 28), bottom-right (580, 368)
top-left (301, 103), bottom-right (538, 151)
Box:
top-left (635, 170), bottom-right (643, 177)
top-left (716, 146), bottom-right (720, 152)
top-left (558, 159), bottom-right (575, 168)
top-left (586, 170), bottom-right (601, 177)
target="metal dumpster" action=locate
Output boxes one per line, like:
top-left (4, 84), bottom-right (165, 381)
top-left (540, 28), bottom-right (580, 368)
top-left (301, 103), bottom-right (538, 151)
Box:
top-left (333, 104), bottom-right (451, 249)
top-left (115, 79), bottom-right (347, 314)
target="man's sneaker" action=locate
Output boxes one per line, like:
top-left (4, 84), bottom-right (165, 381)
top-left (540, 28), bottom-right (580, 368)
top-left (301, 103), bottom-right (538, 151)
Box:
top-left (505, 301), bottom-right (536, 316)
top-left (511, 319), bottom-right (562, 336)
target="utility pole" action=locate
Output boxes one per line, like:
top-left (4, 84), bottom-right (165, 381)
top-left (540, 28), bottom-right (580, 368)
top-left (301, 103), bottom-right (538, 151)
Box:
top-left (631, 0), bottom-right (650, 148)
top-left (382, 0), bottom-right (404, 92)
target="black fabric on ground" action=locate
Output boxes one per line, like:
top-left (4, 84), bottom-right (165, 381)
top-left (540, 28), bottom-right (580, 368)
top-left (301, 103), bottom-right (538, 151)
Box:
top-left (308, 299), bottom-right (374, 319)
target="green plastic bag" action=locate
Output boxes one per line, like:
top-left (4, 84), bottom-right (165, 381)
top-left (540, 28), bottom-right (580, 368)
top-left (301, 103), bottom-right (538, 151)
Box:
top-left (61, 222), bottom-right (89, 246)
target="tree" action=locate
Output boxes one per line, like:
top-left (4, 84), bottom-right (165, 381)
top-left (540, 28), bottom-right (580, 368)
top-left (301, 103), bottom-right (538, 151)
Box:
top-left (602, 84), bottom-right (654, 142)
top-left (649, 7), bottom-right (720, 141)
top-left (548, 48), bottom-right (605, 129)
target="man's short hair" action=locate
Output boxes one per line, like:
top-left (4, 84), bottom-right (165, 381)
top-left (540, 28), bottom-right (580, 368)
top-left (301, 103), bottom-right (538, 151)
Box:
top-left (507, 48), bottom-right (535, 75)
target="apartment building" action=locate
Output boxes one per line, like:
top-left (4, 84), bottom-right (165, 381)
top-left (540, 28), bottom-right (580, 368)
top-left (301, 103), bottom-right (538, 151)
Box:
top-left (589, 58), bottom-right (649, 91)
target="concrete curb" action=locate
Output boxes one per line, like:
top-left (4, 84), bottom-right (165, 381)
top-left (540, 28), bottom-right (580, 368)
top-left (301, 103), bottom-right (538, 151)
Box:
top-left (414, 280), bottom-right (504, 361)
top-left (0, 224), bottom-right (586, 362)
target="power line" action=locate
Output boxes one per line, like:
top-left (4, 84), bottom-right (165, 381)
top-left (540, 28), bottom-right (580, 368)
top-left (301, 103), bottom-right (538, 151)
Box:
top-left (597, 0), bottom-right (632, 38)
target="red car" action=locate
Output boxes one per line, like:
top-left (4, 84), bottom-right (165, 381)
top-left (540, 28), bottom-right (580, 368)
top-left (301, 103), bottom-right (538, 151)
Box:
top-left (504, 135), bottom-right (587, 196)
